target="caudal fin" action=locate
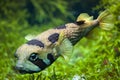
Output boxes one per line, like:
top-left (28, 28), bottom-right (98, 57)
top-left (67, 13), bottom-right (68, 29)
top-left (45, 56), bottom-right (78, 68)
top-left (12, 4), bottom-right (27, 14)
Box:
top-left (97, 10), bottom-right (115, 30)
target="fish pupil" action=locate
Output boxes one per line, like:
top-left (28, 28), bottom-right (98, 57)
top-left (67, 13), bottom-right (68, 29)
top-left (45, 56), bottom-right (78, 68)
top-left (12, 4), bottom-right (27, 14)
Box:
top-left (29, 53), bottom-right (38, 62)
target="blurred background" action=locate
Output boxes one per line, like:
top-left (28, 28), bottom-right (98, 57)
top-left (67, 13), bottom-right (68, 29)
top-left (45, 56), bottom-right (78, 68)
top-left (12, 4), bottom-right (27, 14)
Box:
top-left (0, 0), bottom-right (120, 80)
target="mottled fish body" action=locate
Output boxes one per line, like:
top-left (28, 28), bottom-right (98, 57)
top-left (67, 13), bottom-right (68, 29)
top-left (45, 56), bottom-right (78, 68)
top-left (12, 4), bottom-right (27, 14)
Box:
top-left (14, 10), bottom-right (114, 74)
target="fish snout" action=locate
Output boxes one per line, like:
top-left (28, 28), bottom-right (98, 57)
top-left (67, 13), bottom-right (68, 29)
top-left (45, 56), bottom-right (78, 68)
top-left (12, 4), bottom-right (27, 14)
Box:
top-left (15, 60), bottom-right (24, 70)
top-left (15, 65), bottom-right (28, 74)
top-left (15, 64), bottom-right (24, 70)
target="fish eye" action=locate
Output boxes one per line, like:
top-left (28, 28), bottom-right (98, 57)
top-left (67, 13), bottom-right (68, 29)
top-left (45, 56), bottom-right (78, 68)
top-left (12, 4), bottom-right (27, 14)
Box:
top-left (29, 53), bottom-right (39, 62)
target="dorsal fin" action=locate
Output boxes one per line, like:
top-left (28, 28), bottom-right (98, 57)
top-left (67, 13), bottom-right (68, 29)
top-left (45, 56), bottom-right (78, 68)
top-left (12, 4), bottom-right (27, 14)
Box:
top-left (76, 13), bottom-right (93, 22)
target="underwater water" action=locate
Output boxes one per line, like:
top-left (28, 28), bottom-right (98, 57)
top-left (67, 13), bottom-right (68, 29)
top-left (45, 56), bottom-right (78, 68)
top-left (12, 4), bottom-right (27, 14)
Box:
top-left (0, 0), bottom-right (120, 80)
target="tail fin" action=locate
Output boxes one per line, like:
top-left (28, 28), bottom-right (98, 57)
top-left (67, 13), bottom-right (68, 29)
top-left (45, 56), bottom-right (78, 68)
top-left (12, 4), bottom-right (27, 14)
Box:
top-left (97, 10), bottom-right (115, 30)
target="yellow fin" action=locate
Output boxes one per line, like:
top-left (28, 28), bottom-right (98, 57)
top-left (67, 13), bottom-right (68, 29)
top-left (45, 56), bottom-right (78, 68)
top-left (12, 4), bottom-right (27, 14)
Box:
top-left (97, 10), bottom-right (115, 30)
top-left (56, 31), bottom-right (65, 46)
top-left (59, 38), bottom-right (73, 61)
top-left (55, 31), bottom-right (73, 61)
top-left (100, 23), bottom-right (114, 30)
top-left (77, 13), bottom-right (93, 22)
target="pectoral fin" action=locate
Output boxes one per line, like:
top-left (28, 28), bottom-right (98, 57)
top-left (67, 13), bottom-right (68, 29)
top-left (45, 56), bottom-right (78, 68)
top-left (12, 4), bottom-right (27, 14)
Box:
top-left (55, 31), bottom-right (73, 61)
top-left (59, 38), bottom-right (73, 61)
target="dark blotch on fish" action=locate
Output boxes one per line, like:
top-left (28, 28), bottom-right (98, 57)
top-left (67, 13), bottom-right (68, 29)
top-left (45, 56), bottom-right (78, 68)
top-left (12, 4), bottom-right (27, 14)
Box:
top-left (75, 20), bottom-right (85, 25)
top-left (27, 39), bottom-right (44, 48)
top-left (47, 53), bottom-right (55, 63)
top-left (30, 57), bottom-right (47, 70)
top-left (48, 33), bottom-right (59, 43)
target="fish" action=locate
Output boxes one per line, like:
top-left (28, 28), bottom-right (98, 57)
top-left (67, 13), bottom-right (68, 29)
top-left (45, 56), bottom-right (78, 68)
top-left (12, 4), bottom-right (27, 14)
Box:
top-left (14, 10), bottom-right (114, 74)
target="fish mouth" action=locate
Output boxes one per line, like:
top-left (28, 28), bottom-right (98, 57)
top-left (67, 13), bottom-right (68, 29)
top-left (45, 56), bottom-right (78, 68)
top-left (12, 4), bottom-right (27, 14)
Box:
top-left (18, 70), bottom-right (39, 74)
top-left (13, 66), bottom-right (40, 74)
